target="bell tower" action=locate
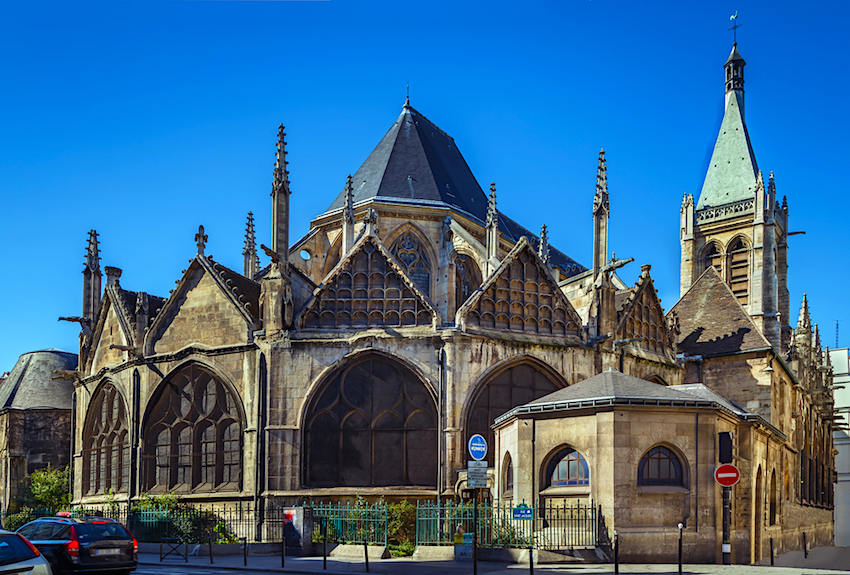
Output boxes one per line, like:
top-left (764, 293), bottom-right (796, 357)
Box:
top-left (680, 43), bottom-right (790, 351)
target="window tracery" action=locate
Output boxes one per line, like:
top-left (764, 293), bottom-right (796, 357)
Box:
top-left (391, 232), bottom-right (432, 297)
top-left (142, 363), bottom-right (243, 493)
top-left (304, 354), bottom-right (437, 487)
top-left (82, 383), bottom-right (129, 495)
top-left (638, 446), bottom-right (684, 487)
top-left (547, 448), bottom-right (589, 487)
top-left (454, 253), bottom-right (481, 308)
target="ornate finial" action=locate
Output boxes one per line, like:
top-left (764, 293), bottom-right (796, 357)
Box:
top-left (782, 195), bottom-right (788, 210)
top-left (538, 224), bottom-right (550, 265)
top-left (344, 175), bottom-right (355, 223)
top-left (85, 229), bottom-right (100, 272)
top-left (768, 171), bottom-right (776, 195)
top-left (243, 212), bottom-right (259, 278)
top-left (487, 182), bottom-right (498, 228)
top-left (729, 12), bottom-right (741, 44)
top-left (362, 208), bottom-right (379, 236)
top-left (272, 124), bottom-right (290, 195)
top-left (195, 225), bottom-right (208, 256)
top-left (405, 83), bottom-right (410, 107)
top-left (135, 292), bottom-right (149, 315)
top-left (593, 149), bottom-right (609, 214)
top-left (797, 293), bottom-right (811, 335)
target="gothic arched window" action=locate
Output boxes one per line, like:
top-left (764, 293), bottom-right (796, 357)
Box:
top-left (728, 237), bottom-right (750, 306)
top-left (391, 232), bottom-right (431, 298)
top-left (142, 363), bottom-right (243, 493)
top-left (455, 253), bottom-right (482, 308)
top-left (502, 452), bottom-right (514, 498)
top-left (305, 354), bottom-right (437, 487)
top-left (82, 383), bottom-right (129, 495)
top-left (547, 448), bottom-right (589, 487)
top-left (638, 446), bottom-right (685, 487)
top-left (702, 243), bottom-right (722, 274)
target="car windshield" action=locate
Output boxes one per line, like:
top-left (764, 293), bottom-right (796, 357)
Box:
top-left (0, 533), bottom-right (37, 567)
top-left (75, 524), bottom-right (131, 542)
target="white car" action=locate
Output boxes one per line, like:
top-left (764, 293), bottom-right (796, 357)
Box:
top-left (0, 529), bottom-right (52, 574)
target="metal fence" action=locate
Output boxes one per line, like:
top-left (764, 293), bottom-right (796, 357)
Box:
top-left (416, 500), bottom-right (598, 549)
top-left (311, 501), bottom-right (388, 546)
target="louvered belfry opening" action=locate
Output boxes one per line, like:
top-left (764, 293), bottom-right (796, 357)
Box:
top-left (728, 237), bottom-right (750, 305)
top-left (467, 362), bottom-right (562, 463)
top-left (702, 242), bottom-right (722, 274)
top-left (142, 363), bottom-right (243, 493)
top-left (305, 354), bottom-right (437, 487)
top-left (82, 383), bottom-right (129, 495)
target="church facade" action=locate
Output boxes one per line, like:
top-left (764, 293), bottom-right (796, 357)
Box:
top-left (64, 43), bottom-right (834, 563)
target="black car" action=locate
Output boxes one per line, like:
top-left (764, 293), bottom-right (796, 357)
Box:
top-left (17, 516), bottom-right (137, 575)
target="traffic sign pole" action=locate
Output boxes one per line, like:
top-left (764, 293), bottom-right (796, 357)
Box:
top-left (722, 486), bottom-right (731, 565)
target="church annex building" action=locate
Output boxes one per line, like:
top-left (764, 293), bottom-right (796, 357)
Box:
top-left (62, 44), bottom-right (835, 564)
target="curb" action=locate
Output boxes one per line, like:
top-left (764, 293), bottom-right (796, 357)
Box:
top-left (141, 560), bottom-right (352, 575)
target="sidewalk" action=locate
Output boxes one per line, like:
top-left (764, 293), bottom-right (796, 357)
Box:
top-left (140, 548), bottom-right (850, 575)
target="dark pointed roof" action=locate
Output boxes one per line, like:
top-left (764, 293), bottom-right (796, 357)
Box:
top-left (667, 267), bottom-right (771, 357)
top-left (0, 350), bottom-right (77, 410)
top-left (725, 43), bottom-right (745, 65)
top-left (321, 103), bottom-right (586, 276)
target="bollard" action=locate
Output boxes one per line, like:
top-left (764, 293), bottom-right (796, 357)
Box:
top-left (677, 523), bottom-right (683, 575)
top-left (614, 531), bottom-right (619, 575)
top-left (281, 536), bottom-right (285, 568)
top-left (528, 546), bottom-right (533, 575)
top-left (185, 541), bottom-right (188, 564)
top-left (803, 531), bottom-right (808, 559)
top-left (770, 537), bottom-right (774, 565)
top-left (364, 539), bottom-right (369, 573)
top-left (242, 537), bottom-right (247, 567)
top-left (209, 536), bottom-right (214, 564)
top-left (323, 519), bottom-right (328, 571)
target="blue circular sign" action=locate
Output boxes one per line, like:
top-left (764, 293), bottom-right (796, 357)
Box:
top-left (468, 434), bottom-right (488, 461)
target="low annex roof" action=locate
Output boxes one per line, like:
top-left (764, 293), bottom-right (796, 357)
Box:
top-left (319, 102), bottom-right (586, 277)
top-left (0, 349), bottom-right (77, 410)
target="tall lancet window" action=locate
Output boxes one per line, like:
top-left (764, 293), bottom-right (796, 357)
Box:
top-left (702, 243), bottom-right (722, 274)
top-left (728, 238), bottom-right (750, 306)
top-left (455, 253), bottom-right (481, 308)
top-left (391, 232), bottom-right (431, 298)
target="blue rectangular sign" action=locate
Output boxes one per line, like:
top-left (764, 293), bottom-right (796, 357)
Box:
top-left (512, 506), bottom-right (533, 520)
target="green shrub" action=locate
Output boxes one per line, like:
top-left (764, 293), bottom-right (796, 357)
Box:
top-left (4, 507), bottom-right (35, 531)
top-left (29, 466), bottom-right (70, 510)
top-left (213, 520), bottom-right (238, 544)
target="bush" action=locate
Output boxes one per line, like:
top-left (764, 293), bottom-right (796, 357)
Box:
top-left (29, 466), bottom-right (70, 510)
top-left (387, 500), bottom-right (416, 556)
top-left (4, 507), bottom-right (35, 531)
top-left (213, 520), bottom-right (238, 544)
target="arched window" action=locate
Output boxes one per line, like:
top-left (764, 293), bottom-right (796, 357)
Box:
top-left (770, 470), bottom-right (778, 525)
top-left (727, 237), bottom-right (749, 306)
top-left (305, 354), bottom-right (437, 487)
top-left (142, 363), bottom-right (243, 493)
top-left (455, 253), bottom-right (482, 308)
top-left (467, 362), bottom-right (563, 463)
top-left (702, 243), bottom-right (722, 274)
top-left (502, 453), bottom-right (514, 499)
top-left (547, 448), bottom-right (589, 487)
top-left (82, 383), bottom-right (129, 495)
top-left (391, 232), bottom-right (432, 297)
top-left (638, 446), bottom-right (684, 487)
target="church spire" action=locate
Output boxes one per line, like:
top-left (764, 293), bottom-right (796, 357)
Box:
top-left (538, 224), bottom-right (550, 265)
top-left (82, 230), bottom-right (101, 322)
top-left (243, 212), bottom-right (259, 279)
top-left (271, 124), bottom-right (291, 263)
top-left (592, 149), bottom-right (609, 280)
top-left (342, 175), bottom-right (356, 255)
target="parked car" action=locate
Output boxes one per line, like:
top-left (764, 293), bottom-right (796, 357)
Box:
top-left (17, 516), bottom-right (136, 575)
top-left (0, 528), bottom-right (53, 574)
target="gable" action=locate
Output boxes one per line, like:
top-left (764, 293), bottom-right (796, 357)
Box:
top-left (89, 299), bottom-right (131, 374)
top-left (457, 237), bottom-right (582, 339)
top-left (146, 260), bottom-right (257, 355)
top-left (669, 266), bottom-right (770, 357)
top-left (615, 272), bottom-right (674, 358)
top-left (299, 235), bottom-right (437, 330)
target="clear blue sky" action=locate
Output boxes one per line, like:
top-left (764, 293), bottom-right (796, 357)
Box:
top-left (1, 1), bottom-right (848, 371)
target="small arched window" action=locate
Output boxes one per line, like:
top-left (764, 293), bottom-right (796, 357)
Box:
top-left (703, 243), bottom-right (722, 274)
top-left (502, 453), bottom-right (514, 499)
top-left (547, 448), bottom-right (589, 487)
top-left (638, 446), bottom-right (684, 487)
top-left (770, 470), bottom-right (778, 525)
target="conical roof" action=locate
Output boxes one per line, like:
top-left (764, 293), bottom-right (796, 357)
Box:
top-left (725, 43), bottom-right (745, 65)
top-left (321, 103), bottom-right (586, 276)
top-left (0, 349), bottom-right (77, 410)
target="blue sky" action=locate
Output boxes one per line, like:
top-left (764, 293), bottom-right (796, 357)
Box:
top-left (1, 1), bottom-right (848, 371)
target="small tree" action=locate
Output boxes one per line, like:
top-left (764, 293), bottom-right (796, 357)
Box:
top-left (28, 466), bottom-right (70, 510)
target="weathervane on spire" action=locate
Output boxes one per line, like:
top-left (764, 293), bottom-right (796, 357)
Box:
top-left (729, 12), bottom-right (741, 44)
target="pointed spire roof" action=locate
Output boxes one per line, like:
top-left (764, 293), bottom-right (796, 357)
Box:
top-left (725, 43), bottom-right (745, 66)
top-left (696, 45), bottom-right (758, 210)
top-left (243, 212), bottom-right (259, 279)
top-left (321, 103), bottom-right (587, 277)
top-left (797, 293), bottom-right (811, 332)
top-left (344, 174), bottom-right (355, 223)
top-left (273, 124), bottom-right (290, 193)
top-left (538, 224), bottom-right (550, 264)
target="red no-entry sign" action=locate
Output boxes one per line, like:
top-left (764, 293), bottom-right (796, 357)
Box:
top-left (715, 464), bottom-right (740, 487)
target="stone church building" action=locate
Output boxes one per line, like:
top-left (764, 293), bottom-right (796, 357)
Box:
top-left (63, 43), bottom-right (834, 563)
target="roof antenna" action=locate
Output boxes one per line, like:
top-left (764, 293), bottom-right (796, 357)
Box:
top-left (729, 12), bottom-right (741, 44)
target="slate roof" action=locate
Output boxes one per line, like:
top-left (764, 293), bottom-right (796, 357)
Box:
top-left (725, 43), bottom-right (745, 65)
top-left (667, 267), bottom-right (771, 357)
top-left (696, 46), bottom-right (758, 210)
top-left (116, 288), bottom-right (166, 329)
top-left (320, 103), bottom-right (586, 277)
top-left (208, 259), bottom-right (261, 321)
top-left (0, 349), bottom-right (77, 410)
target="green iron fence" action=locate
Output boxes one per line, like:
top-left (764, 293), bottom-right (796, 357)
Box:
top-left (311, 501), bottom-right (388, 546)
top-left (416, 499), bottom-right (597, 549)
